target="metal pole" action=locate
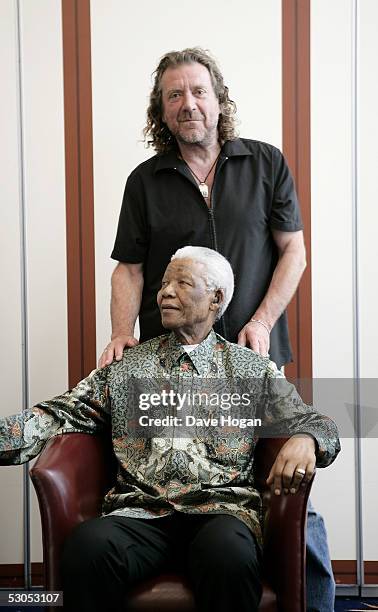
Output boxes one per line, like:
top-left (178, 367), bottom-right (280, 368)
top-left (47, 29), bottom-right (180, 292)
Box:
top-left (15, 0), bottom-right (32, 591)
top-left (351, 0), bottom-right (364, 594)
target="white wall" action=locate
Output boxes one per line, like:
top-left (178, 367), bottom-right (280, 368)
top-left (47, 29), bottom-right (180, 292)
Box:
top-left (311, 0), bottom-right (378, 565)
top-left (0, 0), bottom-right (24, 566)
top-left (0, 0), bottom-right (67, 564)
top-left (358, 0), bottom-right (378, 563)
top-left (311, 0), bottom-right (356, 562)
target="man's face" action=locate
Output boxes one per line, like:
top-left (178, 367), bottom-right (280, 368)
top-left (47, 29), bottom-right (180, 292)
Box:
top-left (157, 258), bottom-right (217, 334)
top-left (160, 62), bottom-right (220, 147)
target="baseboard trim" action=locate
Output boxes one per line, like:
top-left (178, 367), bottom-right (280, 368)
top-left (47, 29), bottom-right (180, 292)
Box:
top-left (335, 586), bottom-right (360, 596)
top-left (332, 560), bottom-right (378, 585)
top-left (365, 561), bottom-right (378, 585)
top-left (333, 560), bottom-right (357, 584)
top-left (0, 563), bottom-right (43, 588)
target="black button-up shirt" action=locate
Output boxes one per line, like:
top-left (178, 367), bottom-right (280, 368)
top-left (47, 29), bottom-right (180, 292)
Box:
top-left (112, 139), bottom-right (303, 368)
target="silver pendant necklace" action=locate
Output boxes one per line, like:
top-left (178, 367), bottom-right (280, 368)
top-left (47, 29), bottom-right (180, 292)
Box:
top-left (185, 153), bottom-right (220, 199)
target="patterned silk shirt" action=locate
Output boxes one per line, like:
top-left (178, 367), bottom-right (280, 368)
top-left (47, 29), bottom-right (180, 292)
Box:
top-left (0, 330), bottom-right (340, 545)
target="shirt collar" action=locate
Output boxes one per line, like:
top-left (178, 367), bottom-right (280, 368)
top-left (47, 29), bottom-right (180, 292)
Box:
top-left (157, 329), bottom-right (220, 374)
top-left (153, 138), bottom-right (253, 173)
top-left (154, 149), bottom-right (183, 173)
top-left (221, 138), bottom-right (255, 158)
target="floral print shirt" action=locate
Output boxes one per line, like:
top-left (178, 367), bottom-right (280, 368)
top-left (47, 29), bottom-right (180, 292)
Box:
top-left (0, 330), bottom-right (340, 544)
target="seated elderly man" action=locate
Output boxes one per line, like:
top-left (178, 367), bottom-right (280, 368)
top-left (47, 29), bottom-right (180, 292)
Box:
top-left (0, 246), bottom-right (340, 612)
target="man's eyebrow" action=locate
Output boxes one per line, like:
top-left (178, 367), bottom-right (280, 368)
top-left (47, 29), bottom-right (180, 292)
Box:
top-left (166, 84), bottom-right (208, 94)
top-left (179, 273), bottom-right (195, 282)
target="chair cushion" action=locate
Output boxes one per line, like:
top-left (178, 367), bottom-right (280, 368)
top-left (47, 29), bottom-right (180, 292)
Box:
top-left (126, 574), bottom-right (277, 611)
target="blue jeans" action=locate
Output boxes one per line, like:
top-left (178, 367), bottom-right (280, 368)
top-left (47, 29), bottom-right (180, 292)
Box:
top-left (306, 500), bottom-right (335, 612)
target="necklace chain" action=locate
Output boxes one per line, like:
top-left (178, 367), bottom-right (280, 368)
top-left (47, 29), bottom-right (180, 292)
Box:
top-left (184, 153), bottom-right (221, 197)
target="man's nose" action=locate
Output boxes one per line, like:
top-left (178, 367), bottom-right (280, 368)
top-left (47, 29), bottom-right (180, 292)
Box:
top-left (182, 90), bottom-right (197, 112)
top-left (162, 281), bottom-right (176, 297)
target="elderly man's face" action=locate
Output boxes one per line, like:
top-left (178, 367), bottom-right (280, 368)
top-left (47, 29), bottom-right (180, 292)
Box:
top-left (157, 258), bottom-right (218, 337)
top-left (160, 62), bottom-right (220, 147)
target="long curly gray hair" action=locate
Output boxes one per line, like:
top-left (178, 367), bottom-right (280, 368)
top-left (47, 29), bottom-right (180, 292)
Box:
top-left (143, 48), bottom-right (238, 154)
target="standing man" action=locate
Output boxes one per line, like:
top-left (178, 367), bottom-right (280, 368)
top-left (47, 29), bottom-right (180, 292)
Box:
top-left (99, 48), bottom-right (334, 611)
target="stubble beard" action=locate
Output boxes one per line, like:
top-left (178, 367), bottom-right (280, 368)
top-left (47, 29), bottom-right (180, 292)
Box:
top-left (173, 120), bottom-right (219, 148)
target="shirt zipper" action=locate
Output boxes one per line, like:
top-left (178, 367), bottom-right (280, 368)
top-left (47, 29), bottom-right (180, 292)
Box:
top-left (210, 155), bottom-right (229, 339)
top-left (175, 156), bottom-right (230, 339)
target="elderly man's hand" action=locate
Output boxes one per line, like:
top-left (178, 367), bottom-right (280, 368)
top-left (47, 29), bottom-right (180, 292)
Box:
top-left (98, 335), bottom-right (139, 368)
top-left (237, 320), bottom-right (270, 356)
top-left (266, 435), bottom-right (316, 496)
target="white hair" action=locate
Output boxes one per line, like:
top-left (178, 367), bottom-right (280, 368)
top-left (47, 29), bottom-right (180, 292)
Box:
top-left (171, 246), bottom-right (234, 319)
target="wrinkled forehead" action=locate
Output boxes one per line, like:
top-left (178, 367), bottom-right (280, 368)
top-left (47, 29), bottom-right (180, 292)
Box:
top-left (160, 61), bottom-right (214, 92)
top-left (163, 258), bottom-right (207, 281)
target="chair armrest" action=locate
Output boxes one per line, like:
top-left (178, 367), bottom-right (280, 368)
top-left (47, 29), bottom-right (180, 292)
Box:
top-left (262, 474), bottom-right (313, 612)
top-left (254, 437), bottom-right (313, 612)
top-left (30, 433), bottom-right (113, 590)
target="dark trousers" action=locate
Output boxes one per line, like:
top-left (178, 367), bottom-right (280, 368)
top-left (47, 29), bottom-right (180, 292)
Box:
top-left (61, 511), bottom-right (262, 612)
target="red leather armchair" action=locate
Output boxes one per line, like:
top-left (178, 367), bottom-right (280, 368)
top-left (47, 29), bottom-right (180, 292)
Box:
top-left (30, 434), bottom-right (313, 612)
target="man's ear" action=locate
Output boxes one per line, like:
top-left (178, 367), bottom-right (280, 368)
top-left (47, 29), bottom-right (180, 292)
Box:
top-left (210, 289), bottom-right (224, 312)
